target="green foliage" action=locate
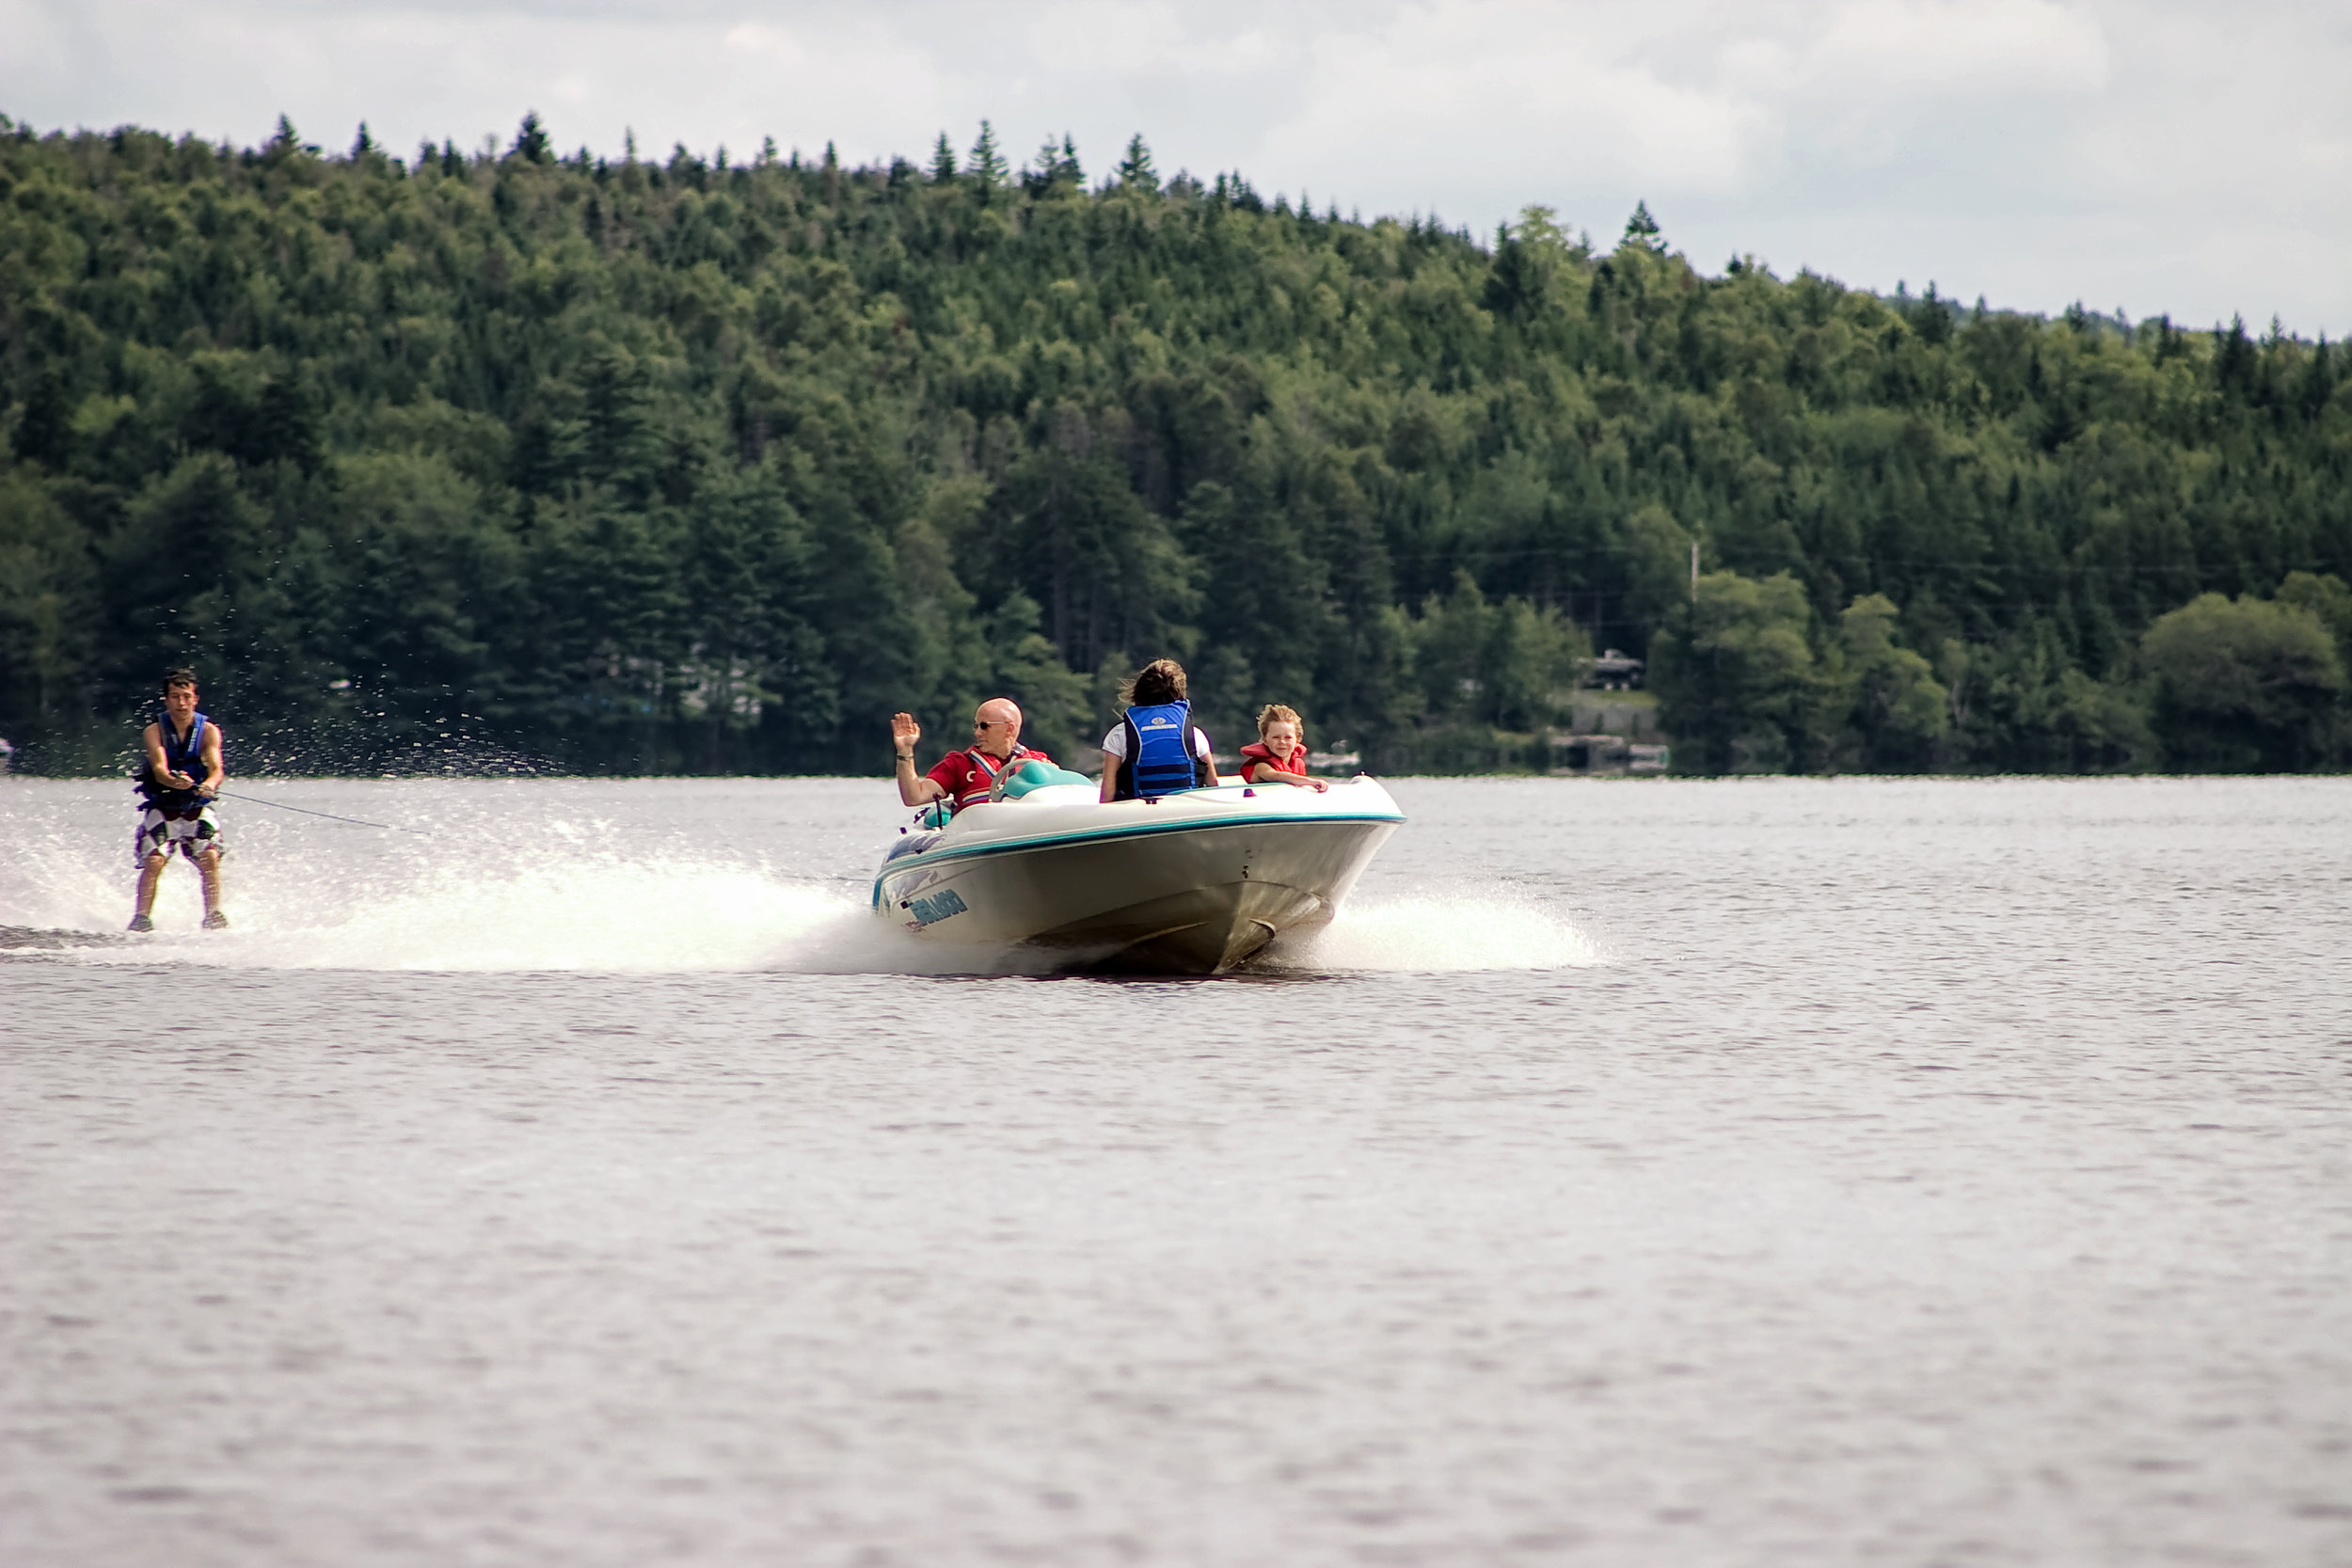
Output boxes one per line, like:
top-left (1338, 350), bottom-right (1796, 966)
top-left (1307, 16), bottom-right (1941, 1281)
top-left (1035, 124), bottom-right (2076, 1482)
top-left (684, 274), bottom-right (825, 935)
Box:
top-left (1649, 572), bottom-right (1827, 772)
top-left (0, 115), bottom-right (2346, 775)
top-left (2141, 592), bottom-right (2346, 768)
top-left (1114, 135), bottom-right (1157, 194)
top-left (984, 591), bottom-right (1091, 758)
top-left (1836, 593), bottom-right (1948, 769)
top-left (1621, 200), bottom-right (1661, 250)
top-left (0, 467), bottom-right (96, 731)
top-left (966, 121), bottom-right (1009, 198)
top-left (1406, 571), bottom-right (1589, 741)
top-left (2277, 571), bottom-right (2352, 666)
top-left (510, 112), bottom-right (552, 166)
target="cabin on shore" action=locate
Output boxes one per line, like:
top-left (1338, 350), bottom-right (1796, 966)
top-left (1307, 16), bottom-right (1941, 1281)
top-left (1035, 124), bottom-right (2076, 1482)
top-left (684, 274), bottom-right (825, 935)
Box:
top-left (1553, 735), bottom-right (1671, 775)
top-left (1585, 649), bottom-right (1645, 690)
top-left (1552, 684), bottom-right (1668, 775)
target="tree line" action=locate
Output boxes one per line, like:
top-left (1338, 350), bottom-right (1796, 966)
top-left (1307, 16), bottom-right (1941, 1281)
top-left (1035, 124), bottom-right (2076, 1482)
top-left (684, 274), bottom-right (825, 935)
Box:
top-left (1, 112), bottom-right (2346, 776)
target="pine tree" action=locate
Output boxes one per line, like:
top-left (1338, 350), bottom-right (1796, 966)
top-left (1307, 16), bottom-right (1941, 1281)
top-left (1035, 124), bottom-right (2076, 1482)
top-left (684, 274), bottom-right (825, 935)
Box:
top-left (1025, 133), bottom-right (1063, 196)
top-left (1021, 134), bottom-right (1086, 197)
top-left (930, 132), bottom-right (957, 182)
top-left (510, 111), bottom-right (552, 165)
top-left (1115, 134), bottom-right (1156, 193)
top-left (5, 113), bottom-right (2344, 777)
top-left (2297, 336), bottom-right (2335, 420)
top-left (968, 120), bottom-right (1009, 195)
top-left (1623, 199), bottom-right (1661, 249)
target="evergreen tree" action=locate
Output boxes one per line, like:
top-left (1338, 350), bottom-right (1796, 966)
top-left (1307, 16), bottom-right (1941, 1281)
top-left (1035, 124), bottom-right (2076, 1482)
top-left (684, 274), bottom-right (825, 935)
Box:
top-left (1114, 134), bottom-right (1156, 193)
top-left (1512, 204), bottom-right (1574, 255)
top-left (1, 115), bottom-right (2345, 776)
top-left (510, 111), bottom-right (551, 165)
top-left (1649, 574), bottom-right (1826, 773)
top-left (967, 120), bottom-right (1009, 196)
top-left (1024, 133), bottom-right (1066, 196)
top-left (1836, 594), bottom-right (1949, 769)
top-left (1622, 199), bottom-right (1661, 250)
top-left (930, 132), bottom-right (957, 182)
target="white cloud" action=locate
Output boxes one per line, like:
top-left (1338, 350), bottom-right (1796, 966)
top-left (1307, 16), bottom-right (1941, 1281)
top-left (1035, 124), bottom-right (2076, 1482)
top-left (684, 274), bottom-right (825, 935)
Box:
top-left (1267, 7), bottom-right (1759, 201)
top-left (0, 0), bottom-right (2344, 330)
top-left (721, 22), bottom-right (802, 62)
top-left (1800, 0), bottom-right (2108, 94)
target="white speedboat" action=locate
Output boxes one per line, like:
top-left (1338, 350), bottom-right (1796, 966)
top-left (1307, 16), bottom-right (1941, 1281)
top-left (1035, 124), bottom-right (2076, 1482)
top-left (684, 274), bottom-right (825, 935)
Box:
top-left (872, 771), bottom-right (1404, 974)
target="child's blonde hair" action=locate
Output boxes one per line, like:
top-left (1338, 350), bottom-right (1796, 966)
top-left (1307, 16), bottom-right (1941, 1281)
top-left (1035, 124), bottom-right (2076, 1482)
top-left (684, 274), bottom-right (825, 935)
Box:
top-left (1255, 704), bottom-right (1302, 740)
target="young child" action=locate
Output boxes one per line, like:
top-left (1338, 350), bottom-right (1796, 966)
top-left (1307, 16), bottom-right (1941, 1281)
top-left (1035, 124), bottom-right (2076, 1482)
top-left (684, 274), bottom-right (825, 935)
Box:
top-left (1236, 705), bottom-right (1329, 792)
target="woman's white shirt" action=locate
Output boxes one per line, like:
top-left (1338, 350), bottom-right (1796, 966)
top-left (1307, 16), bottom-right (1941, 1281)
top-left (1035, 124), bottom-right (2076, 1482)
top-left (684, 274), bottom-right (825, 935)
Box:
top-left (1099, 724), bottom-right (1213, 760)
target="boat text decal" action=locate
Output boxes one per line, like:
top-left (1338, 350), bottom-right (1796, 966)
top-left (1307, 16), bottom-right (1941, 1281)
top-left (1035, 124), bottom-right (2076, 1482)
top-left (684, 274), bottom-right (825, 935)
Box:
top-left (906, 887), bottom-right (969, 927)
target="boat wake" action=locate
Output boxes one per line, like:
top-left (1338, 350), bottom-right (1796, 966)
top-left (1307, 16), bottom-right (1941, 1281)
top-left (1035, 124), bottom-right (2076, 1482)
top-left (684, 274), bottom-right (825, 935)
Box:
top-left (2, 865), bottom-right (1601, 976)
top-left (1268, 895), bottom-right (1605, 973)
top-left (0, 777), bottom-right (1599, 975)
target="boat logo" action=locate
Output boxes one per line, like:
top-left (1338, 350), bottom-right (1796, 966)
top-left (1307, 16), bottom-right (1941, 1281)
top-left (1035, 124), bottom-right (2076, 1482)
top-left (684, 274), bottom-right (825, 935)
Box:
top-left (906, 887), bottom-right (969, 927)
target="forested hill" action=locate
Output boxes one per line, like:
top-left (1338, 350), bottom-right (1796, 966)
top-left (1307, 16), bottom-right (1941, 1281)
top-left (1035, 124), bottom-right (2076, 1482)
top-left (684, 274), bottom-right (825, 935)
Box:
top-left (3, 114), bottom-right (2348, 776)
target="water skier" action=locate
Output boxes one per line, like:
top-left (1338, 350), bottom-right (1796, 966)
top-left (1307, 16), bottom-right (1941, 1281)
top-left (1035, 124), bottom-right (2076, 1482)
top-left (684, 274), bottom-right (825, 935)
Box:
top-left (129, 668), bottom-right (229, 931)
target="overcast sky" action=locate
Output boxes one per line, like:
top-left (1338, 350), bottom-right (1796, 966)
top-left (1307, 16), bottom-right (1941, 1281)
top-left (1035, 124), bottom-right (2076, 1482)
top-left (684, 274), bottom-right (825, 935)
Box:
top-left (6, 0), bottom-right (2346, 335)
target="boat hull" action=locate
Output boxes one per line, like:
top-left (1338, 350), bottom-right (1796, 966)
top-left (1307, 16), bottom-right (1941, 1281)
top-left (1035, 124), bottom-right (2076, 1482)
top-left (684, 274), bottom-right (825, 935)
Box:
top-left (872, 783), bottom-right (1401, 974)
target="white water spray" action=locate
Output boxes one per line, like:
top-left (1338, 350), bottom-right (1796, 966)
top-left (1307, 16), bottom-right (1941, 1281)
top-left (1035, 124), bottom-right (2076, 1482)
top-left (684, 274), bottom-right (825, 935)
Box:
top-left (1, 779), bottom-right (1603, 975)
top-left (1273, 895), bottom-right (1606, 972)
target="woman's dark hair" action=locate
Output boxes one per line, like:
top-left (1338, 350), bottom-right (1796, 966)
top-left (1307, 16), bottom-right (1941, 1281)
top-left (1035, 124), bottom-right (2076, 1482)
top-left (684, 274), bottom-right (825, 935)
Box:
top-left (1124, 657), bottom-right (1187, 707)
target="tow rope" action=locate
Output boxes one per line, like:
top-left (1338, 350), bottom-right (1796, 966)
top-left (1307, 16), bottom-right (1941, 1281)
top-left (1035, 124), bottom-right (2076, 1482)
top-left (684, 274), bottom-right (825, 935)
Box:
top-left (211, 789), bottom-right (431, 835)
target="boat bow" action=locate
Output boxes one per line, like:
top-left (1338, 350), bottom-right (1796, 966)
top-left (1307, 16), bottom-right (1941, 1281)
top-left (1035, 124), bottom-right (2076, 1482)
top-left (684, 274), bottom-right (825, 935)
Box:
top-left (872, 779), bottom-right (1403, 974)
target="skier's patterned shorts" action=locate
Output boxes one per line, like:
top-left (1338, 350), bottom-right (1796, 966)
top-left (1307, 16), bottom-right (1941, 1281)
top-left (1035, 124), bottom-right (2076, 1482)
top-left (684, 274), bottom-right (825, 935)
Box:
top-left (135, 804), bottom-right (225, 867)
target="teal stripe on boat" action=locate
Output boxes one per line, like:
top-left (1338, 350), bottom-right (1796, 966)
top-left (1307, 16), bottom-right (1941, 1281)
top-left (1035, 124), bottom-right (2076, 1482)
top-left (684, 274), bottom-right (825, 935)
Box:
top-left (870, 811), bottom-right (1403, 906)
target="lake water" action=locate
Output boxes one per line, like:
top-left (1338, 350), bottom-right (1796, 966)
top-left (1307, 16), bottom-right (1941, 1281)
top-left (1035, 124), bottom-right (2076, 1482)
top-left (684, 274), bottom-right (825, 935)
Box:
top-left (2, 775), bottom-right (2347, 1567)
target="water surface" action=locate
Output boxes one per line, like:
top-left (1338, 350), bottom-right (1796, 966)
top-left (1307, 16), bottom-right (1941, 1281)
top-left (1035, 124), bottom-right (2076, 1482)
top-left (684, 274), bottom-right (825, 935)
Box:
top-left (3, 776), bottom-right (2347, 1566)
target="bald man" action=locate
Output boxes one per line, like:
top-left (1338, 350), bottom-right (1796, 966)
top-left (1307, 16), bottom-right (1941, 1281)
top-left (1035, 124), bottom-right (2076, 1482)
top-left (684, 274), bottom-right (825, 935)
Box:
top-left (891, 699), bottom-right (1056, 815)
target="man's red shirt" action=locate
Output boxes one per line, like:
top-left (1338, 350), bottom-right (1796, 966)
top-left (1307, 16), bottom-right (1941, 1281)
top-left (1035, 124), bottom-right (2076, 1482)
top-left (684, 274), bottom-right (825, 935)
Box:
top-left (925, 744), bottom-right (1051, 810)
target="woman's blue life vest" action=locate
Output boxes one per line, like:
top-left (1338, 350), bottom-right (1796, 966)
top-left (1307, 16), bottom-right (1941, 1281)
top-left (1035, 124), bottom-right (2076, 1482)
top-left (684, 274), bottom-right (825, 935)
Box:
top-left (140, 710), bottom-right (210, 813)
top-left (1116, 701), bottom-right (1212, 800)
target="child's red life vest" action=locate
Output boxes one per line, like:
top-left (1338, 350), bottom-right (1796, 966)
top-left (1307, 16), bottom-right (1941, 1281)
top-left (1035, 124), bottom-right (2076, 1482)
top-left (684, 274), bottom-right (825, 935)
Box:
top-left (1238, 741), bottom-right (1308, 781)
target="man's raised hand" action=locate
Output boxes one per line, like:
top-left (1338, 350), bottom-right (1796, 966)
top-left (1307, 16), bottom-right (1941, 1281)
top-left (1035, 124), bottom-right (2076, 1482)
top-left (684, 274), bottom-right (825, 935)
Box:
top-left (890, 712), bottom-right (922, 755)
